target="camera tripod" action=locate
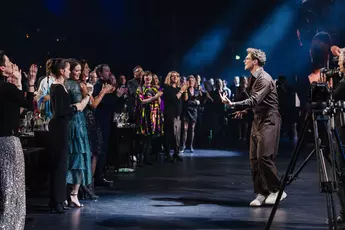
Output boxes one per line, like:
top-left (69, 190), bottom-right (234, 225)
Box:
top-left (265, 103), bottom-right (345, 230)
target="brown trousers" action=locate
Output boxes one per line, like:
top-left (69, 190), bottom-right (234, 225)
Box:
top-left (250, 111), bottom-right (281, 195)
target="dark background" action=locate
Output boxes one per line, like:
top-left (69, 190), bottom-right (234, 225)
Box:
top-left (1, 0), bottom-right (344, 81)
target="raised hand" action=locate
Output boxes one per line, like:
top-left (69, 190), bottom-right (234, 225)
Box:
top-left (28, 64), bottom-right (38, 85)
top-left (12, 64), bottom-right (22, 84)
top-left (331, 46), bottom-right (341, 57)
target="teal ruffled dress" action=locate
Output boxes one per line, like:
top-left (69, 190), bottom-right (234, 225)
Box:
top-left (65, 79), bottom-right (92, 185)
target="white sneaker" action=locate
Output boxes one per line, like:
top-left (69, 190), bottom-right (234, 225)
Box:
top-left (250, 194), bottom-right (267, 207)
top-left (265, 191), bottom-right (287, 205)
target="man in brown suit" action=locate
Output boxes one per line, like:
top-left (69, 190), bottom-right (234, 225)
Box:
top-left (221, 48), bottom-right (286, 206)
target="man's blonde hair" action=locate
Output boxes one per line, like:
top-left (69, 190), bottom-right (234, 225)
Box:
top-left (247, 48), bottom-right (266, 67)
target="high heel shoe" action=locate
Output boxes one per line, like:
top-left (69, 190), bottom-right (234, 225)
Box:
top-left (49, 202), bottom-right (65, 214)
top-left (68, 194), bottom-right (84, 208)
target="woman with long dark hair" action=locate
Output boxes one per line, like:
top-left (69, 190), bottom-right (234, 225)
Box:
top-left (64, 60), bottom-right (93, 208)
top-left (49, 59), bottom-right (89, 213)
top-left (0, 50), bottom-right (36, 229)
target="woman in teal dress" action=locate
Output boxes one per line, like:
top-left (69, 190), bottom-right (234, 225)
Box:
top-left (64, 60), bottom-right (92, 207)
top-left (136, 71), bottom-right (163, 165)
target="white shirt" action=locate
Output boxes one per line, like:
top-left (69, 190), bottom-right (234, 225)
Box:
top-left (35, 75), bottom-right (54, 107)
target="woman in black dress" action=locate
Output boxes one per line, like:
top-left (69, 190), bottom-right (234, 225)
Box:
top-left (48, 59), bottom-right (90, 213)
top-left (0, 50), bottom-right (36, 230)
top-left (181, 75), bottom-right (202, 153)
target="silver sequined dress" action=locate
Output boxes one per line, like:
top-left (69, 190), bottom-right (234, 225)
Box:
top-left (0, 136), bottom-right (26, 230)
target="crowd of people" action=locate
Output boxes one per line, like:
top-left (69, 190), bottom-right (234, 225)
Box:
top-left (3, 42), bottom-right (345, 229)
top-left (0, 49), bottom-right (262, 229)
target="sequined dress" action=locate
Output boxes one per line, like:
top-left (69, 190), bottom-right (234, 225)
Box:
top-left (0, 78), bottom-right (34, 230)
top-left (136, 85), bottom-right (163, 136)
top-left (83, 105), bottom-right (103, 157)
top-left (65, 79), bottom-right (92, 185)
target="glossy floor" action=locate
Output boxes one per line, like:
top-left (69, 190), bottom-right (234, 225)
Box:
top-left (25, 147), bottom-right (342, 229)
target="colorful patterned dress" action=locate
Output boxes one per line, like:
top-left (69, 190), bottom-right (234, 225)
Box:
top-left (136, 85), bottom-right (163, 137)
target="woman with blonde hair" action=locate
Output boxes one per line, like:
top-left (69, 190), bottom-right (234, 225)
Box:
top-left (163, 71), bottom-right (188, 161)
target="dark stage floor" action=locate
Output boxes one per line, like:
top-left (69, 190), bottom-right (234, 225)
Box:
top-left (25, 147), bottom-right (341, 230)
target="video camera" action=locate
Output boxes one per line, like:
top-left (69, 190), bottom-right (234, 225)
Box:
top-left (309, 81), bottom-right (345, 128)
top-left (320, 57), bottom-right (343, 80)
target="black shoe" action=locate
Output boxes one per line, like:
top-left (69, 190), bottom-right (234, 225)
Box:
top-left (165, 154), bottom-right (172, 162)
top-left (173, 154), bottom-right (183, 162)
top-left (143, 158), bottom-right (153, 165)
top-left (49, 202), bottom-right (65, 214)
top-left (81, 185), bottom-right (99, 200)
top-left (78, 187), bottom-right (86, 200)
top-left (95, 178), bottom-right (114, 187)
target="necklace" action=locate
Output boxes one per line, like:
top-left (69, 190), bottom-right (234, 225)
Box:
top-left (53, 79), bottom-right (68, 93)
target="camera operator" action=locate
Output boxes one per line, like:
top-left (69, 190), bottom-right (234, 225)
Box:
top-left (330, 47), bottom-right (345, 223)
top-left (308, 34), bottom-right (345, 223)
top-left (332, 48), bottom-right (345, 100)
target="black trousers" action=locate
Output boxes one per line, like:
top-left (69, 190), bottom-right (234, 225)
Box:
top-left (95, 116), bottom-right (111, 181)
top-left (49, 119), bottom-right (69, 203)
top-left (335, 115), bottom-right (345, 217)
top-left (164, 115), bottom-right (181, 155)
top-left (249, 111), bottom-right (281, 196)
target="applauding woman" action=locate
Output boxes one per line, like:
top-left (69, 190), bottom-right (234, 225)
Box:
top-left (136, 71), bottom-right (163, 165)
top-left (0, 51), bottom-right (36, 230)
top-left (48, 59), bottom-right (89, 213)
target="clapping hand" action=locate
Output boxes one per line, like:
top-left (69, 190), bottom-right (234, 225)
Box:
top-left (181, 82), bottom-right (188, 92)
top-left (155, 91), bottom-right (163, 98)
top-left (101, 83), bottom-right (114, 94)
top-left (28, 64), bottom-right (38, 85)
top-left (12, 64), bottom-right (22, 84)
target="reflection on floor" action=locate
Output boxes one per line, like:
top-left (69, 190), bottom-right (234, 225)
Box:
top-left (25, 148), bottom-right (341, 230)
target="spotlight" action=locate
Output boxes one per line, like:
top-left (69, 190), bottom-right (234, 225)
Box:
top-left (26, 34), bottom-right (29, 39)
top-left (235, 55), bottom-right (240, 60)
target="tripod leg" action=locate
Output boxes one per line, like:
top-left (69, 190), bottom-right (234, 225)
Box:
top-left (287, 149), bottom-right (315, 185)
top-left (324, 121), bottom-right (340, 230)
top-left (334, 128), bottom-right (345, 220)
top-left (319, 120), bottom-right (338, 230)
top-left (287, 112), bottom-right (311, 176)
top-left (265, 116), bottom-right (310, 230)
top-left (265, 114), bottom-right (311, 230)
